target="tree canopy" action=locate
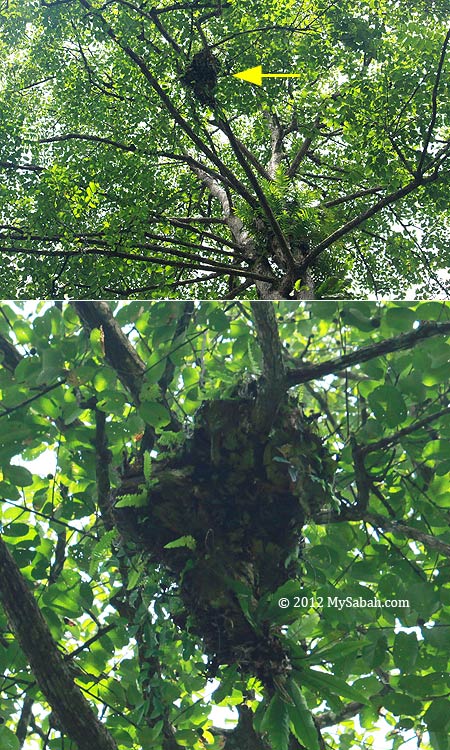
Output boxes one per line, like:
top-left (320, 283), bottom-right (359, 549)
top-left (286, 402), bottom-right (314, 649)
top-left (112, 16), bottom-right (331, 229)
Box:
top-left (1, 300), bottom-right (450, 750)
top-left (0, 1), bottom-right (450, 299)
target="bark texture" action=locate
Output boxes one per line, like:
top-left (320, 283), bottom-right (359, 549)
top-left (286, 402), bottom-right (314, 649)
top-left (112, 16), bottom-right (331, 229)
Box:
top-left (0, 535), bottom-right (118, 750)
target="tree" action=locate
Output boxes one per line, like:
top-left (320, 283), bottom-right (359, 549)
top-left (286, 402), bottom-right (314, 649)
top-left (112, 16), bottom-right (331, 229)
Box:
top-left (0, 1), bottom-right (450, 299)
top-left (1, 300), bottom-right (450, 750)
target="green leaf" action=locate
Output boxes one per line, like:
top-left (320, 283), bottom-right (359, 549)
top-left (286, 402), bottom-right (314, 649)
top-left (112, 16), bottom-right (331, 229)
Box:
top-left (307, 639), bottom-right (362, 663)
top-left (42, 583), bottom-right (83, 618)
top-left (399, 673), bottom-right (448, 697)
top-left (208, 308), bottom-right (230, 332)
top-left (424, 699), bottom-right (450, 732)
top-left (416, 302), bottom-right (449, 320)
top-left (223, 577), bottom-right (256, 626)
top-left (341, 305), bottom-right (379, 332)
top-left (429, 733), bottom-right (450, 750)
top-left (393, 631), bottom-right (418, 671)
top-left (2, 523), bottom-right (30, 538)
top-left (143, 451), bottom-right (152, 482)
top-left (114, 491), bottom-right (147, 508)
top-left (89, 328), bottom-right (103, 353)
top-left (382, 692), bottom-right (421, 716)
top-left (368, 385), bottom-right (407, 427)
top-left (257, 579), bottom-right (303, 622)
top-left (89, 530), bottom-right (117, 576)
top-left (0, 726), bottom-right (20, 750)
top-left (139, 401), bottom-right (171, 429)
top-left (285, 678), bottom-right (320, 750)
top-left (96, 390), bottom-right (127, 416)
top-left (212, 665), bottom-right (239, 704)
top-left (260, 692), bottom-right (290, 750)
top-left (384, 306), bottom-right (417, 331)
top-left (298, 667), bottom-right (369, 704)
top-left (164, 535), bottom-right (196, 550)
top-left (127, 566), bottom-right (143, 590)
top-left (4, 464), bottom-right (33, 487)
top-left (144, 719), bottom-right (164, 742)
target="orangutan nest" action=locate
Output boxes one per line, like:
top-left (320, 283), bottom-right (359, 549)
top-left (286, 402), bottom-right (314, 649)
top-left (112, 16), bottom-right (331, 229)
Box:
top-left (112, 395), bottom-right (334, 686)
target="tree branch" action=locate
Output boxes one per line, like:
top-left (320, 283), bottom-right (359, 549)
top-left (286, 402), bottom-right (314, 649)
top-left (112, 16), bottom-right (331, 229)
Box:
top-left (192, 168), bottom-right (256, 252)
top-left (417, 26), bottom-right (450, 174)
top-left (350, 436), bottom-right (369, 511)
top-left (0, 243), bottom-right (275, 284)
top-left (0, 330), bottom-right (22, 372)
top-left (323, 185), bottom-right (384, 209)
top-left (217, 116), bottom-right (299, 274)
top-left (286, 321), bottom-right (450, 387)
top-left (361, 405), bottom-right (450, 456)
top-left (0, 160), bottom-right (44, 173)
top-left (251, 302), bottom-right (287, 432)
top-left (78, 0), bottom-right (259, 210)
top-left (94, 409), bottom-right (115, 531)
top-left (158, 303), bottom-right (195, 399)
top-left (265, 112), bottom-right (284, 179)
top-left (212, 705), bottom-right (270, 750)
top-left (235, 136), bottom-right (271, 181)
top-left (363, 513), bottom-right (450, 559)
top-left (0, 535), bottom-right (118, 750)
top-left (299, 172), bottom-right (440, 270)
top-left (287, 123), bottom-right (318, 178)
top-left (103, 271), bottom-right (221, 296)
top-left (316, 701), bottom-right (365, 728)
top-left (16, 695), bottom-right (34, 748)
top-left (73, 301), bottom-right (146, 404)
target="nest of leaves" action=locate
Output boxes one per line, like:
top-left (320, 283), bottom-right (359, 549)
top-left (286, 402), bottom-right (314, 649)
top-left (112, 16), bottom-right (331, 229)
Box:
top-left (180, 49), bottom-right (220, 106)
top-left (113, 397), bottom-right (334, 685)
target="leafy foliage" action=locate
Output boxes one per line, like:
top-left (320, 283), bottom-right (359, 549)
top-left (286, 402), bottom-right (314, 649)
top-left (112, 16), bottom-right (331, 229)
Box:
top-left (0, 301), bottom-right (450, 750)
top-left (0, 1), bottom-right (449, 297)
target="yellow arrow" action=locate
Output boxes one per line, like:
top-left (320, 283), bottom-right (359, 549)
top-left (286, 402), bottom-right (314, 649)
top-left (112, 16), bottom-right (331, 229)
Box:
top-left (232, 65), bottom-right (301, 86)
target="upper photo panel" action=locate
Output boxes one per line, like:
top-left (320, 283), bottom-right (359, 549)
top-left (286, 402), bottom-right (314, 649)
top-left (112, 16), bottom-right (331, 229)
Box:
top-left (1, 0), bottom-right (449, 300)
